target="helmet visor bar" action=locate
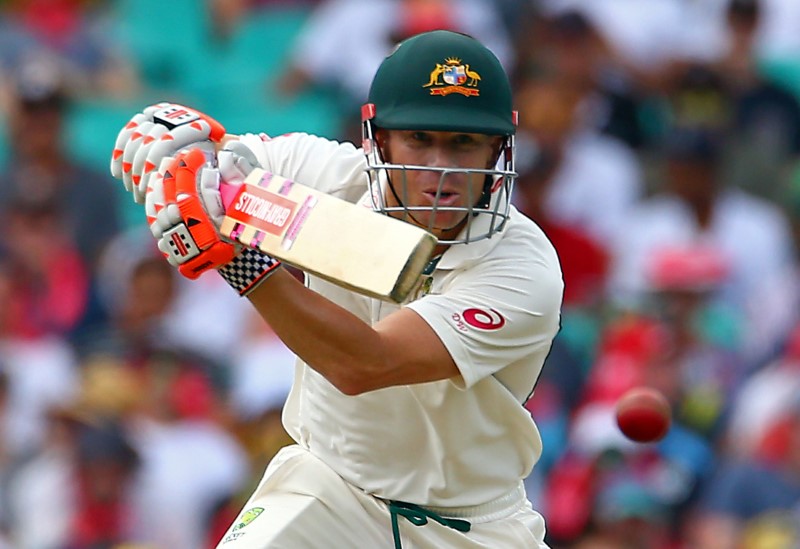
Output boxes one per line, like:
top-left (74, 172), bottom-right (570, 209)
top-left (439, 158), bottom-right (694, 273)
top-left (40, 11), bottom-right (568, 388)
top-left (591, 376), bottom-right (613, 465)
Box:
top-left (362, 117), bottom-right (517, 244)
top-left (366, 162), bottom-right (515, 244)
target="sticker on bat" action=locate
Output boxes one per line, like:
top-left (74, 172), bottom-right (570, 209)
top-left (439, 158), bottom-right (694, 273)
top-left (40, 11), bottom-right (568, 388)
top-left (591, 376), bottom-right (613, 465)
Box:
top-left (227, 185), bottom-right (298, 236)
top-left (282, 195), bottom-right (317, 250)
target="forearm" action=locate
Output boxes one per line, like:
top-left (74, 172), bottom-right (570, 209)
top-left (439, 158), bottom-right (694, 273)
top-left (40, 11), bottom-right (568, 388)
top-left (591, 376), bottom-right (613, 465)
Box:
top-left (246, 269), bottom-right (388, 395)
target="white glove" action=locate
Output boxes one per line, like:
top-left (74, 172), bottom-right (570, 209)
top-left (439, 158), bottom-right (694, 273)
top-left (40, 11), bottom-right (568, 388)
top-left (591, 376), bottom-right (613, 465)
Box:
top-left (218, 140), bottom-right (261, 185)
top-left (110, 103), bottom-right (226, 204)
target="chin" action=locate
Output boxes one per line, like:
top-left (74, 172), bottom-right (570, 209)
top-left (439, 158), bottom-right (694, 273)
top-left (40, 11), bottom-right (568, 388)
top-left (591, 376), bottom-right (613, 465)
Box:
top-left (429, 215), bottom-right (468, 235)
top-left (399, 208), bottom-right (467, 235)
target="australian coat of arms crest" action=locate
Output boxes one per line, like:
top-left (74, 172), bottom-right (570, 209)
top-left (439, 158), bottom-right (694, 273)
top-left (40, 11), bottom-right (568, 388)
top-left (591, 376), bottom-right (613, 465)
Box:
top-left (423, 57), bottom-right (481, 96)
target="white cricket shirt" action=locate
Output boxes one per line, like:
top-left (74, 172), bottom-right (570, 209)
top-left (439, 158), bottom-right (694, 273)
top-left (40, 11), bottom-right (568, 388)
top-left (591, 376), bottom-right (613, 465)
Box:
top-left (240, 132), bottom-right (564, 508)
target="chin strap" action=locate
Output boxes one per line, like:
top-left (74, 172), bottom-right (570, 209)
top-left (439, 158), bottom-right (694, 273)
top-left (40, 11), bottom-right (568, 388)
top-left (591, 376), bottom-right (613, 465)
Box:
top-left (476, 174), bottom-right (493, 210)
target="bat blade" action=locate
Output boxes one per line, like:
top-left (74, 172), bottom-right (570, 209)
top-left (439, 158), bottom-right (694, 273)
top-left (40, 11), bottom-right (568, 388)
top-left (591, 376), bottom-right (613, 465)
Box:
top-left (218, 168), bottom-right (437, 302)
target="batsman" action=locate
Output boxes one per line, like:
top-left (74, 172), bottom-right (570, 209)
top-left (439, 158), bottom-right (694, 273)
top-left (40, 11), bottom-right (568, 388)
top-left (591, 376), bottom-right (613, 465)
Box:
top-left (110, 30), bottom-right (563, 549)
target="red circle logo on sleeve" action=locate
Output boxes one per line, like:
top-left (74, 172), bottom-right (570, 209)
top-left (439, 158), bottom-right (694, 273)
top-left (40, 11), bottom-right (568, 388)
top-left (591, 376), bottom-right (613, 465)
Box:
top-left (462, 308), bottom-right (505, 330)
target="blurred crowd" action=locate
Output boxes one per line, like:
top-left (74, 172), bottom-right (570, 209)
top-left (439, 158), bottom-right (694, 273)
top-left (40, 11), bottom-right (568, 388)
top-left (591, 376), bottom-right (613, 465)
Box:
top-left (1, 0), bottom-right (800, 548)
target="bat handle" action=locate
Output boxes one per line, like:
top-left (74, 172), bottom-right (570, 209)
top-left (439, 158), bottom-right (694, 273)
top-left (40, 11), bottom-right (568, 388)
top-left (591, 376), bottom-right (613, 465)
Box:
top-left (219, 181), bottom-right (238, 210)
top-left (217, 133), bottom-right (239, 150)
top-left (216, 133), bottom-right (243, 210)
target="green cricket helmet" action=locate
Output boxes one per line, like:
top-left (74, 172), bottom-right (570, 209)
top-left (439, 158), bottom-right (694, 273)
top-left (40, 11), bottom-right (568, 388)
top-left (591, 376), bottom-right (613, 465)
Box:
top-left (361, 30), bottom-right (518, 245)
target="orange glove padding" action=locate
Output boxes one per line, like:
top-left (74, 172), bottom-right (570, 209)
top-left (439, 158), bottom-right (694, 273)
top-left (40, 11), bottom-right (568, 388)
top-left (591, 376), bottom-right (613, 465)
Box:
top-left (150, 148), bottom-right (281, 294)
top-left (154, 148), bottom-right (237, 279)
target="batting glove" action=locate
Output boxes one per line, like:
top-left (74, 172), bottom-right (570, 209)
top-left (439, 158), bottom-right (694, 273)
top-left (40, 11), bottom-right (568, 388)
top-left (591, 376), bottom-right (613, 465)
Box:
top-left (147, 147), bottom-right (281, 295)
top-left (110, 102), bottom-right (226, 204)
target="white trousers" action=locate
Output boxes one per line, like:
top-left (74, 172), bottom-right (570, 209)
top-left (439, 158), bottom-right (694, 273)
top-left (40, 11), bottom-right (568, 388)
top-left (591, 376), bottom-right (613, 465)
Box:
top-left (215, 445), bottom-right (549, 549)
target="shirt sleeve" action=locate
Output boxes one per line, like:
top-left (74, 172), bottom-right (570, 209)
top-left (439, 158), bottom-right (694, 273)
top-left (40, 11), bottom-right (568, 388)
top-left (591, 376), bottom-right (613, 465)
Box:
top-left (406, 249), bottom-right (563, 392)
top-left (236, 132), bottom-right (368, 203)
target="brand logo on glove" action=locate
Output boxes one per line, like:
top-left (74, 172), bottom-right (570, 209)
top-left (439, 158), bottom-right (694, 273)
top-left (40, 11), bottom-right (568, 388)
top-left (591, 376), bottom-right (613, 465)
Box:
top-left (153, 105), bottom-right (201, 128)
top-left (228, 186), bottom-right (297, 236)
top-left (163, 223), bottom-right (201, 263)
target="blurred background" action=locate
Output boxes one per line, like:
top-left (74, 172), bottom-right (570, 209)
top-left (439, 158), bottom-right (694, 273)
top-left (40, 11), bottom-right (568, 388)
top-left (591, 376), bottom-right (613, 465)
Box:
top-left (1, 0), bottom-right (800, 547)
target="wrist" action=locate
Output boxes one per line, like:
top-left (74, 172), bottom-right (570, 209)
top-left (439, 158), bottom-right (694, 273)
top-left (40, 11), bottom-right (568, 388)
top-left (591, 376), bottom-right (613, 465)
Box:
top-left (218, 248), bottom-right (282, 296)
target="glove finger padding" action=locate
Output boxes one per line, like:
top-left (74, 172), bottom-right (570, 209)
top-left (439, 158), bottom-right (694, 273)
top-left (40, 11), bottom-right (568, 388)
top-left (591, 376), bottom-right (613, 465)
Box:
top-left (137, 122), bottom-right (220, 204)
top-left (110, 103), bottom-right (170, 180)
top-left (145, 157), bottom-right (181, 240)
top-left (130, 123), bottom-right (169, 202)
top-left (218, 140), bottom-right (261, 185)
top-left (199, 166), bottom-right (226, 227)
top-left (109, 102), bottom-right (226, 205)
top-left (120, 119), bottom-right (156, 193)
top-left (155, 149), bottom-right (237, 278)
top-left (144, 160), bottom-right (166, 236)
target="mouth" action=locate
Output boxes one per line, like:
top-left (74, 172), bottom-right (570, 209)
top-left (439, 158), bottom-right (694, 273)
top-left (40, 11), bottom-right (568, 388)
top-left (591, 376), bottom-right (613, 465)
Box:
top-left (422, 190), bottom-right (460, 206)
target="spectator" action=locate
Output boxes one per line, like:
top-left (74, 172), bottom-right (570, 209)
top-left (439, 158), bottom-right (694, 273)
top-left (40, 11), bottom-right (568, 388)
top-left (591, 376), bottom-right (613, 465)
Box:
top-left (65, 419), bottom-right (142, 548)
top-left (89, 226), bottom-right (255, 367)
top-left (723, 323), bottom-right (800, 458)
top-left (0, 59), bottom-right (123, 341)
top-left (514, 75), bottom-right (644, 254)
top-left (5, 412), bottom-right (141, 549)
top-left (536, 0), bottom-right (690, 93)
top-left (226, 307), bottom-right (296, 423)
top-left (609, 126), bottom-right (797, 366)
top-left (685, 0), bottom-right (800, 67)
top-left (542, 399), bottom-right (715, 546)
top-left (536, 0), bottom-right (800, 108)
top-left (593, 246), bottom-right (744, 440)
top-left (572, 475), bottom-right (674, 549)
top-left (125, 349), bottom-right (250, 549)
top-left (0, 254), bottom-right (80, 465)
top-left (686, 397), bottom-right (800, 548)
top-left (84, 248), bottom-right (178, 360)
top-left (0, 0), bottom-right (139, 101)
top-left (517, 9), bottom-right (651, 149)
top-left (0, 196), bottom-right (89, 339)
top-left (713, 0), bottom-right (800, 201)
top-left (0, 59), bottom-right (122, 271)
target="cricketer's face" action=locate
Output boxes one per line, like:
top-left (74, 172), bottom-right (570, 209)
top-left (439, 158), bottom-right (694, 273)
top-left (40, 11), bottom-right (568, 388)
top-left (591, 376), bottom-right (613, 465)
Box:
top-left (378, 129), bottom-right (502, 241)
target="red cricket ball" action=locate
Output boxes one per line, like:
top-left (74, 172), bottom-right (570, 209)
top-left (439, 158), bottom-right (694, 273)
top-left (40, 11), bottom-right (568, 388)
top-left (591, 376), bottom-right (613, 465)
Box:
top-left (614, 387), bottom-right (672, 443)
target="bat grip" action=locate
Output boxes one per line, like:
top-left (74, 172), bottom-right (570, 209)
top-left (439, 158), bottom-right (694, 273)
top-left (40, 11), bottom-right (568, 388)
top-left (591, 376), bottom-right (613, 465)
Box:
top-left (216, 133), bottom-right (245, 210)
top-left (219, 181), bottom-right (238, 210)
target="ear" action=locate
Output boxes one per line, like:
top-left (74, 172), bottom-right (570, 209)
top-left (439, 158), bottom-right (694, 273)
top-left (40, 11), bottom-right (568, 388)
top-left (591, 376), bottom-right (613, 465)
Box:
top-left (375, 128), bottom-right (391, 162)
top-left (375, 128), bottom-right (388, 147)
top-left (487, 137), bottom-right (504, 169)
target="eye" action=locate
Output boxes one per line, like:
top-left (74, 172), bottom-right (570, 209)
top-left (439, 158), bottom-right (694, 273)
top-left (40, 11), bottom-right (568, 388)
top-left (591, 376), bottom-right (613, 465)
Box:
top-left (451, 134), bottom-right (484, 150)
top-left (409, 131), bottom-right (432, 144)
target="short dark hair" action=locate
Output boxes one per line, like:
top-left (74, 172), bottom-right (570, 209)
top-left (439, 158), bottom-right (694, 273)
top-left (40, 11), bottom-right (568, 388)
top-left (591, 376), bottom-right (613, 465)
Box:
top-left (11, 59), bottom-right (67, 112)
top-left (728, 0), bottom-right (760, 22)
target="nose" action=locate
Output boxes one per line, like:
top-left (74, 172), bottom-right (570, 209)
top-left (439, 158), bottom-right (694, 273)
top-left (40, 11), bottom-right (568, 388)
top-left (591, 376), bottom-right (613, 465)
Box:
top-left (420, 148), bottom-right (468, 190)
top-left (422, 144), bottom-right (457, 169)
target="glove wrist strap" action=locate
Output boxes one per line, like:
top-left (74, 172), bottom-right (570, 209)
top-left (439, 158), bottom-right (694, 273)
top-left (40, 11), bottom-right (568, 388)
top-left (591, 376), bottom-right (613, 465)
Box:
top-left (218, 248), bottom-right (281, 296)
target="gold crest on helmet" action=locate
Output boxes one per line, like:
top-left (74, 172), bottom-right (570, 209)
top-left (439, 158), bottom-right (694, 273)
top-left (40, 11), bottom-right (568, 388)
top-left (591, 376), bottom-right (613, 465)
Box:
top-left (422, 57), bottom-right (481, 96)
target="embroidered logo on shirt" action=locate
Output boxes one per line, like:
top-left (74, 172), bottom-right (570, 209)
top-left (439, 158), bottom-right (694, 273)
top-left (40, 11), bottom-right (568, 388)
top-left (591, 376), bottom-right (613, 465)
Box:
top-left (464, 308), bottom-right (505, 330)
top-left (233, 507), bottom-right (264, 531)
top-left (221, 506), bottom-right (264, 544)
top-left (451, 308), bottom-right (505, 332)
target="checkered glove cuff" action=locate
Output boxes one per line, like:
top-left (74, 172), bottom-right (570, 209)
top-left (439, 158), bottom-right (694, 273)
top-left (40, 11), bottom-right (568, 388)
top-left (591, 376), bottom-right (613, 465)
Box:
top-left (218, 248), bottom-right (281, 296)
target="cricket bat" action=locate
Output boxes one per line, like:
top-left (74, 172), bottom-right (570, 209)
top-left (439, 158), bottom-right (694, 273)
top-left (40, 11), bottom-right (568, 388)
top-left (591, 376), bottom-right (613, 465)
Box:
top-left (217, 168), bottom-right (437, 303)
